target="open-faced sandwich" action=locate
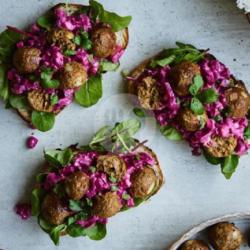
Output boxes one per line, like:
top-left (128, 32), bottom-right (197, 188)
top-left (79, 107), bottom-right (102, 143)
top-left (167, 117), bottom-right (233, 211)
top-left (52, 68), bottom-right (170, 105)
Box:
top-left (0, 0), bottom-right (131, 131)
top-left (30, 119), bottom-right (164, 245)
top-left (127, 42), bottom-right (250, 179)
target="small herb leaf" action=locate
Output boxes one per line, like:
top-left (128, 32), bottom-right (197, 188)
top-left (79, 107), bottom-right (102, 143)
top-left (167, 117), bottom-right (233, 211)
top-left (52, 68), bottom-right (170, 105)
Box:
top-left (160, 125), bottom-right (182, 141)
top-left (190, 97), bottom-right (204, 115)
top-left (221, 155), bottom-right (239, 179)
top-left (189, 75), bottom-right (204, 96)
top-left (31, 111), bottom-right (55, 132)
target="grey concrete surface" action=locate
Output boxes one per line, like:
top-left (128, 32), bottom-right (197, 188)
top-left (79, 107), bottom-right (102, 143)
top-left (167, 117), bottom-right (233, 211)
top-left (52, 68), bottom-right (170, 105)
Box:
top-left (0, 0), bottom-right (250, 249)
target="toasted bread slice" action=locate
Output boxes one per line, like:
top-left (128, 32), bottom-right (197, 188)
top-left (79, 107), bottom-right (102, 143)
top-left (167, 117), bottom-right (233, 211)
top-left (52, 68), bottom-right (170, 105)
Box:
top-left (133, 142), bottom-right (164, 196)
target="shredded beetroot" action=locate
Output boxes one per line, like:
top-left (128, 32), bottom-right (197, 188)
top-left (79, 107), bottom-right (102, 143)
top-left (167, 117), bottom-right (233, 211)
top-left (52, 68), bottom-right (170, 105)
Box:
top-left (15, 203), bottom-right (32, 220)
top-left (77, 216), bottom-right (107, 228)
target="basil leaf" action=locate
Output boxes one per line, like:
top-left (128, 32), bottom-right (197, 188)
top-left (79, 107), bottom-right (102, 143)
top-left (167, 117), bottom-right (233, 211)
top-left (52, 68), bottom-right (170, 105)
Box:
top-left (44, 148), bottom-right (74, 167)
top-left (0, 28), bottom-right (23, 63)
top-left (37, 14), bottom-right (54, 30)
top-left (69, 200), bottom-right (83, 212)
top-left (0, 65), bottom-right (9, 101)
top-left (199, 88), bottom-right (218, 104)
top-left (160, 125), bottom-right (182, 141)
top-left (190, 97), bottom-right (204, 115)
top-left (203, 151), bottom-right (221, 165)
top-left (31, 188), bottom-right (43, 216)
top-left (133, 108), bottom-right (146, 118)
top-left (74, 74), bottom-right (102, 107)
top-left (85, 223), bottom-right (107, 241)
top-left (67, 223), bottom-right (86, 237)
top-left (189, 75), bottom-right (204, 96)
top-left (150, 55), bottom-right (176, 68)
top-left (31, 111), bottom-right (55, 132)
top-left (244, 123), bottom-right (250, 139)
top-left (40, 68), bottom-right (60, 89)
top-left (50, 224), bottom-right (67, 245)
top-left (89, 0), bottom-right (132, 32)
top-left (100, 61), bottom-right (119, 72)
top-left (221, 155), bottom-right (239, 179)
top-left (9, 95), bottom-right (29, 109)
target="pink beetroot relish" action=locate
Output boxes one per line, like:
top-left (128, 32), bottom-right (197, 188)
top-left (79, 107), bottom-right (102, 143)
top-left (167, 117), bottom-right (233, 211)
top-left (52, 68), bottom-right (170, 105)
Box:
top-left (15, 203), bottom-right (32, 220)
top-left (132, 56), bottom-right (249, 157)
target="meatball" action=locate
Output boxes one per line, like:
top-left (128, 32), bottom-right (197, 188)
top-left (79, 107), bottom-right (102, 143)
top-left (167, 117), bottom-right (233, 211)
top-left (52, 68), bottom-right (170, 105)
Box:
top-left (92, 191), bottom-right (122, 218)
top-left (59, 61), bottom-right (87, 89)
top-left (64, 171), bottom-right (90, 200)
top-left (41, 193), bottom-right (70, 225)
top-left (137, 76), bottom-right (162, 110)
top-left (177, 108), bottom-right (208, 132)
top-left (47, 28), bottom-right (76, 51)
top-left (13, 47), bottom-right (41, 74)
top-left (180, 240), bottom-right (210, 250)
top-left (96, 155), bottom-right (126, 181)
top-left (209, 222), bottom-right (243, 250)
top-left (91, 26), bottom-right (116, 58)
top-left (205, 136), bottom-right (237, 158)
top-left (169, 61), bottom-right (201, 96)
top-left (27, 90), bottom-right (54, 113)
top-left (225, 87), bottom-right (250, 118)
top-left (130, 167), bottom-right (157, 199)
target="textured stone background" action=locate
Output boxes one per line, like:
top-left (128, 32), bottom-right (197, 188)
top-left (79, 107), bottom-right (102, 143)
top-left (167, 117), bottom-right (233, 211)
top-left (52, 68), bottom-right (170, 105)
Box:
top-left (0, 0), bottom-right (250, 249)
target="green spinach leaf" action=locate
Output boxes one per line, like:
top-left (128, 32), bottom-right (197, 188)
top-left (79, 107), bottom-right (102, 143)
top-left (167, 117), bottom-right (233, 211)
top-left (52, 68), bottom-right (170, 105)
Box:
top-left (198, 88), bottom-right (218, 104)
top-left (69, 200), bottom-right (83, 212)
top-left (89, 0), bottom-right (132, 32)
top-left (37, 14), bottom-right (54, 30)
top-left (221, 155), bottom-right (239, 179)
top-left (74, 74), bottom-right (102, 107)
top-left (85, 223), bottom-right (107, 240)
top-left (9, 95), bottom-right (29, 109)
top-left (133, 108), bottom-right (146, 118)
top-left (44, 148), bottom-right (74, 167)
top-left (50, 224), bottom-right (67, 245)
top-left (160, 125), bottom-right (182, 141)
top-left (190, 97), bottom-right (204, 115)
top-left (31, 111), bottom-right (55, 132)
top-left (67, 223), bottom-right (86, 237)
top-left (100, 61), bottom-right (119, 72)
top-left (31, 188), bottom-right (44, 216)
top-left (0, 65), bottom-right (9, 101)
top-left (189, 75), bottom-right (204, 96)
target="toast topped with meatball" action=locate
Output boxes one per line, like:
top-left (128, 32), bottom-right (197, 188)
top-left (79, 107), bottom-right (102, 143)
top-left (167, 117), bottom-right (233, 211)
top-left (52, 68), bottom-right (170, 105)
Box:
top-left (31, 119), bottom-right (164, 245)
top-left (127, 42), bottom-right (250, 179)
top-left (0, 0), bottom-right (131, 131)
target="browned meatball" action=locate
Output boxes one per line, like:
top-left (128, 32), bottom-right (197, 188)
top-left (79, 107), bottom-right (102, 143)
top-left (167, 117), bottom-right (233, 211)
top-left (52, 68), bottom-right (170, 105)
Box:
top-left (205, 136), bottom-right (237, 158)
top-left (225, 87), bottom-right (250, 118)
top-left (169, 61), bottom-right (201, 96)
top-left (209, 222), bottom-right (243, 250)
top-left (96, 155), bottom-right (126, 181)
top-left (137, 76), bottom-right (162, 110)
top-left (27, 90), bottom-right (54, 113)
top-left (177, 108), bottom-right (208, 132)
top-left (130, 167), bottom-right (157, 199)
top-left (91, 26), bottom-right (116, 58)
top-left (92, 192), bottom-right (122, 218)
top-left (180, 240), bottom-right (210, 250)
top-left (59, 61), bottom-right (87, 89)
top-left (47, 28), bottom-right (75, 51)
top-left (41, 193), bottom-right (70, 225)
top-left (64, 171), bottom-right (90, 200)
top-left (13, 47), bottom-right (41, 74)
